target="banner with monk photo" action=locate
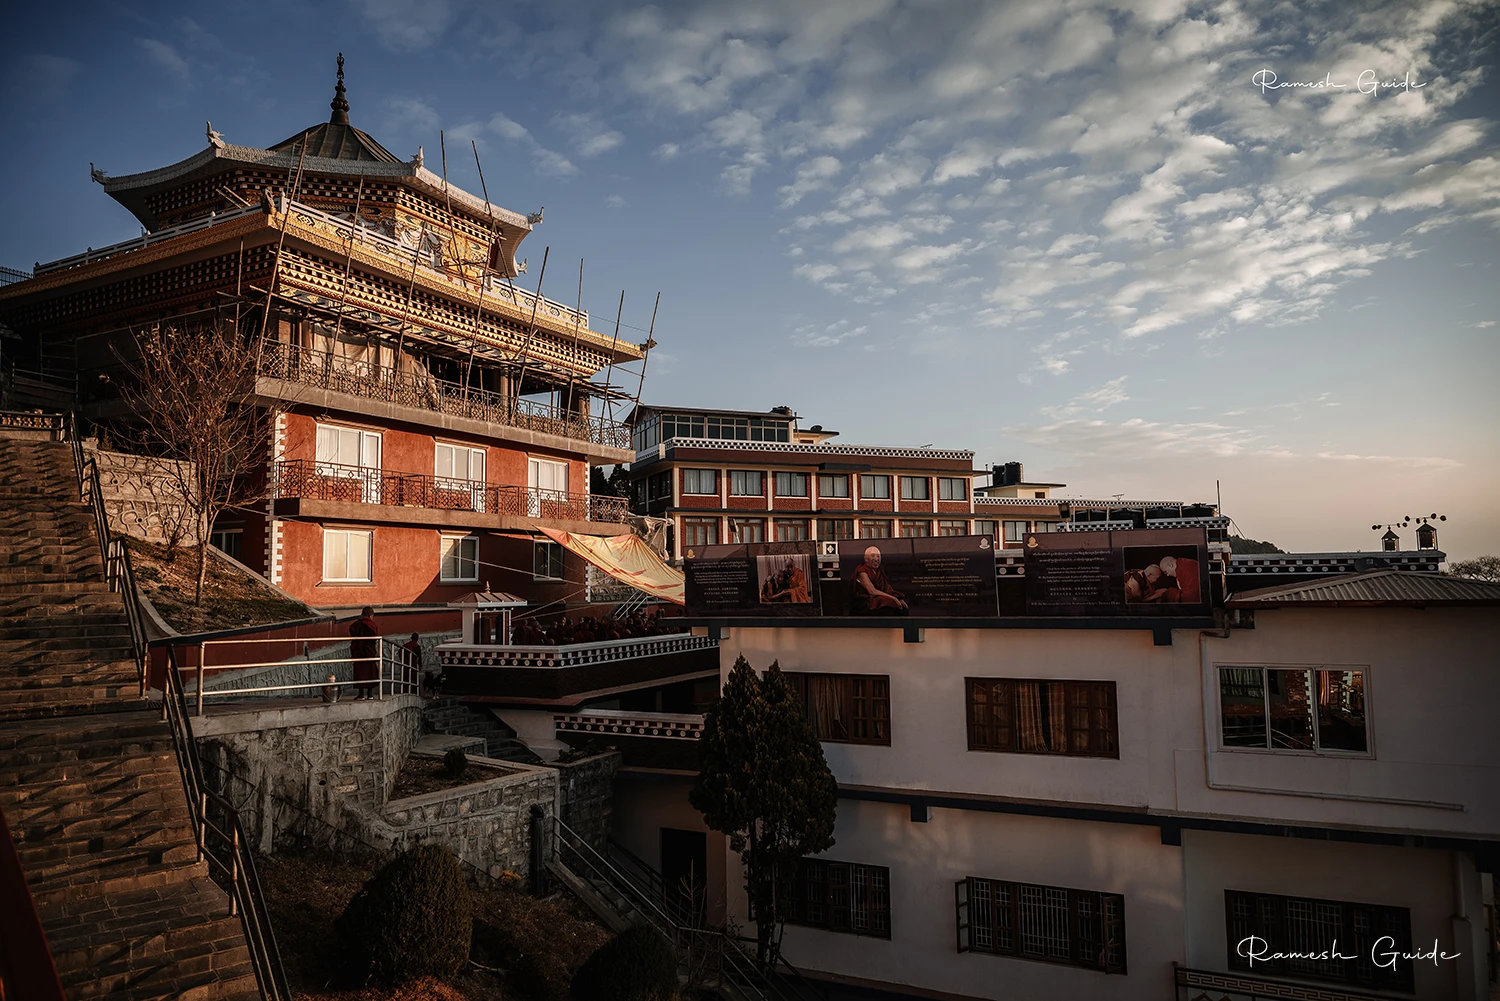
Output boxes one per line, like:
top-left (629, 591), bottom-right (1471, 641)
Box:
top-left (1023, 527), bottom-right (1211, 616)
top-left (837, 536), bottom-right (998, 618)
top-left (684, 541), bottom-right (821, 617)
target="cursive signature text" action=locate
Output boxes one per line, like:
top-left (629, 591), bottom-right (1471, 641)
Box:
top-left (1252, 69), bottom-right (1427, 96)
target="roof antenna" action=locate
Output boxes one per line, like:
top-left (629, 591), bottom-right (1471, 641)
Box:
top-left (330, 52), bottom-right (350, 125)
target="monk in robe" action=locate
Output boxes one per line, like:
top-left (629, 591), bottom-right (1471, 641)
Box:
top-left (349, 606), bottom-right (381, 699)
top-left (850, 546), bottom-right (907, 615)
top-left (1159, 555), bottom-right (1199, 603)
top-left (780, 558), bottom-right (811, 603)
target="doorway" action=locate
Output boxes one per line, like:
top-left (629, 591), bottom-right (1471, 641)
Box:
top-left (659, 828), bottom-right (707, 927)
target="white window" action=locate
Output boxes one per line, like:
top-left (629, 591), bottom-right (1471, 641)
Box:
top-left (534, 540), bottom-right (565, 580)
top-left (1003, 520), bottom-right (1030, 542)
top-left (818, 474), bottom-right (849, 498)
top-left (900, 476), bottom-right (930, 500)
top-left (775, 471), bottom-right (809, 497)
top-left (322, 529), bottom-right (372, 582)
top-left (440, 535), bottom-right (479, 582)
top-left (729, 470), bottom-right (764, 496)
top-left (1218, 666), bottom-right (1369, 754)
top-left (938, 477), bottom-right (968, 501)
top-left (528, 457), bottom-right (570, 517)
top-left (974, 520), bottom-right (998, 540)
top-left (860, 474), bottom-right (890, 499)
top-left (435, 442), bottom-right (485, 482)
top-left (316, 424), bottom-right (381, 502)
top-left (682, 468), bottom-right (718, 495)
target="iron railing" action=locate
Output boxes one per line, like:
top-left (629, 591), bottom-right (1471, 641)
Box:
top-left (185, 636), bottom-right (422, 714)
top-left (0, 410), bottom-right (64, 433)
top-left (258, 340), bottom-right (631, 450)
top-left (551, 816), bottom-right (825, 1001)
top-left (61, 413), bottom-right (290, 1001)
top-left (1173, 964), bottom-right (1400, 1001)
top-left (271, 457), bottom-right (630, 523)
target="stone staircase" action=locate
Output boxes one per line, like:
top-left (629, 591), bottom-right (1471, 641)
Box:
top-left (0, 435), bottom-right (261, 1001)
top-left (423, 697), bottom-right (542, 764)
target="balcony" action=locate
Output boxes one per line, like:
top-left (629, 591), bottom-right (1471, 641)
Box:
top-left (555, 710), bottom-right (704, 770)
top-left (272, 458), bottom-right (629, 532)
top-left (259, 340), bottom-right (631, 452)
top-left (438, 633), bottom-right (720, 705)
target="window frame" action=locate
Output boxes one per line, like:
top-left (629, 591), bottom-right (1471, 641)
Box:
top-left (533, 540), bottom-right (565, 581)
top-left (1215, 664), bottom-right (1372, 757)
top-left (1224, 889), bottom-right (1413, 993)
top-left (439, 534), bottom-right (480, 583)
top-left (937, 520), bottom-right (969, 537)
top-left (966, 678), bottom-right (1119, 758)
top-left (680, 517), bottom-right (719, 548)
top-left (860, 520), bottom-right (892, 539)
top-left (1003, 520), bottom-right (1030, 542)
top-left (775, 471), bottom-right (810, 497)
top-left (818, 473), bottom-right (850, 498)
top-left (900, 476), bottom-right (930, 500)
top-left (729, 469), bottom-right (765, 496)
top-left (434, 441), bottom-right (486, 483)
top-left (818, 518), bottom-right (855, 541)
top-left (860, 474), bottom-right (891, 500)
top-left (775, 519), bottom-right (810, 542)
top-left (784, 672), bottom-right (891, 746)
top-left (786, 858), bottom-right (891, 939)
top-left (938, 477), bottom-right (968, 501)
top-left (899, 520), bottom-right (931, 538)
top-left (681, 468), bottom-right (719, 495)
top-left (321, 528), bottom-right (373, 583)
top-left (973, 519), bottom-right (998, 541)
top-left (729, 517), bottom-right (766, 544)
top-left (957, 876), bottom-right (1126, 974)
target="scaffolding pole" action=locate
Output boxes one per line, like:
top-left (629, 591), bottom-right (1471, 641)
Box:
top-left (254, 133), bottom-right (310, 369)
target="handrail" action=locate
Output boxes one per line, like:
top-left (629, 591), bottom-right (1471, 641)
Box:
top-left (61, 412), bottom-right (290, 1001)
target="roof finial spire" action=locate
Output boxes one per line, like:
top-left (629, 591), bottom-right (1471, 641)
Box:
top-left (329, 52), bottom-right (350, 125)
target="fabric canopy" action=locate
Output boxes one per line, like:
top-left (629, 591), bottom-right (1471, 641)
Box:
top-left (538, 528), bottom-right (685, 606)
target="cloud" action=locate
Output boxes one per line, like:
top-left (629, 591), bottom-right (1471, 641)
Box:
top-left (554, 112), bottom-right (624, 157)
top-left (384, 96), bottom-right (440, 135)
top-left (350, 0), bottom-right (458, 50)
top-left (655, 143), bottom-right (681, 160)
top-left (792, 319), bottom-right (867, 347)
top-left (605, 194), bottom-right (628, 209)
top-left (462, 112), bottom-right (578, 177)
top-left (5, 54), bottom-right (80, 99)
top-left (137, 38), bottom-right (190, 84)
top-left (779, 156), bottom-right (842, 208)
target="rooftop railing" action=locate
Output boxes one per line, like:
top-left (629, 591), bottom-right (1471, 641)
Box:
top-left (259, 340), bottom-right (631, 450)
top-left (437, 632), bottom-right (717, 670)
top-left (272, 458), bottom-right (630, 524)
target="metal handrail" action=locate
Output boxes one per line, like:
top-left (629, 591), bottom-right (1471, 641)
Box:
top-left (60, 412), bottom-right (289, 1001)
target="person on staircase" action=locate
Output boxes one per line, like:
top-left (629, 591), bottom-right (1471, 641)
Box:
top-left (349, 606), bottom-right (381, 700)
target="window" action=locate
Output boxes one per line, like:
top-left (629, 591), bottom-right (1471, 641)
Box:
top-left (440, 535), bottom-right (479, 582)
top-left (646, 471), bottom-right (672, 502)
top-left (1035, 491), bottom-right (1047, 499)
top-left (860, 474), bottom-right (890, 499)
top-left (819, 518), bottom-right (855, 541)
top-left (900, 476), bottom-right (929, 500)
top-left (631, 415), bottom-right (660, 452)
top-left (729, 518), bottom-right (765, 544)
top-left (974, 520), bottom-right (998, 541)
top-left (322, 529), bottom-right (372, 583)
top-left (938, 477), bottom-right (968, 501)
top-left (729, 470), bottom-right (764, 496)
top-left (210, 527), bottom-right (243, 562)
top-left (775, 471), bottom-right (809, 497)
top-left (1033, 521), bottom-right (1062, 533)
top-left (681, 517), bottom-right (718, 548)
top-left (938, 520), bottom-right (969, 536)
top-left (533, 540), bottom-right (565, 580)
top-left (966, 679), bottom-right (1118, 757)
top-left (900, 521), bottom-right (930, 538)
top-left (1225, 890), bottom-right (1412, 992)
top-left (1218, 667), bottom-right (1368, 753)
top-left (776, 519), bottom-right (809, 542)
top-left (860, 520), bottom-right (892, 539)
top-left (528, 457), bottom-right (569, 494)
top-left (785, 672), bottom-right (890, 744)
top-left (786, 859), bottom-right (890, 938)
top-left (316, 424), bottom-right (381, 502)
top-left (1003, 520), bottom-right (1030, 542)
top-left (682, 468), bottom-right (718, 495)
top-left (958, 877), bottom-right (1125, 973)
top-left (818, 474), bottom-right (850, 498)
top-left (435, 442), bottom-right (485, 482)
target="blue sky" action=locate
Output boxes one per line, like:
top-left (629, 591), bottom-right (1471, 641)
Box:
top-left (3, 0), bottom-right (1498, 558)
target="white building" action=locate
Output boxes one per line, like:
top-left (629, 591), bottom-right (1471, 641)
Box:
top-left (619, 569), bottom-right (1499, 1001)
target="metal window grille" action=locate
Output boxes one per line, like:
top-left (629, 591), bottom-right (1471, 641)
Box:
top-left (1224, 890), bottom-right (1412, 992)
top-left (961, 878), bottom-right (1124, 974)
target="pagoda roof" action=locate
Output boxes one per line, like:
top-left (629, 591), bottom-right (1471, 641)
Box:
top-left (269, 122), bottom-right (401, 163)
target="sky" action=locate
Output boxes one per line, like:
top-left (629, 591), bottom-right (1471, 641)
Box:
top-left (2, 0), bottom-right (1498, 559)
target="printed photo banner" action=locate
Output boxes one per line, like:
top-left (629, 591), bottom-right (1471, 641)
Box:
top-left (837, 535), bottom-right (998, 618)
top-left (684, 540), bottom-right (821, 617)
top-left (1023, 527), bottom-right (1211, 616)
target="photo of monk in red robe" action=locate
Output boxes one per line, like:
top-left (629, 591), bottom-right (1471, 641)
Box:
top-left (760, 557), bottom-right (812, 603)
top-left (850, 546), bottom-right (908, 615)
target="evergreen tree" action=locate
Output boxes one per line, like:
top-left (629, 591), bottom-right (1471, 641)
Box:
top-left (691, 656), bottom-right (838, 966)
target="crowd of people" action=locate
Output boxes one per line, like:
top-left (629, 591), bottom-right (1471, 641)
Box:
top-left (508, 609), bottom-right (681, 646)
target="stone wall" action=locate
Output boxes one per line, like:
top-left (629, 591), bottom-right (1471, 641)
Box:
top-left (90, 446), bottom-right (198, 543)
top-left (360, 752), bottom-right (557, 882)
top-left (554, 751), bottom-right (622, 853)
top-left (195, 697), bottom-right (426, 854)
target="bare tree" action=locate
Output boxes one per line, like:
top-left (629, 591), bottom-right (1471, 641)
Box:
top-left (116, 321), bottom-right (268, 604)
top-left (1446, 555), bottom-right (1500, 582)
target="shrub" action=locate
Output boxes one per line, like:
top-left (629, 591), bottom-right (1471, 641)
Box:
top-left (443, 747), bottom-right (469, 779)
top-left (570, 924), bottom-right (679, 1001)
top-left (335, 843), bottom-right (472, 985)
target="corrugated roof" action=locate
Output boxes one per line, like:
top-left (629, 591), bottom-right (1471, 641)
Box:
top-left (1227, 570), bottom-right (1500, 607)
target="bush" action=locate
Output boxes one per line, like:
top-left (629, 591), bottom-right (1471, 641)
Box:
top-left (443, 747), bottom-right (469, 779)
top-left (335, 843), bottom-right (473, 985)
top-left (570, 924), bottom-right (679, 1001)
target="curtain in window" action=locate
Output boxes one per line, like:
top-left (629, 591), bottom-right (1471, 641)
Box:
top-left (809, 675), bottom-right (848, 740)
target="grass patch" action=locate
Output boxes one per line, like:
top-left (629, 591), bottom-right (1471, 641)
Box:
top-left (257, 850), bottom-right (611, 1001)
top-left (126, 538), bottom-right (314, 634)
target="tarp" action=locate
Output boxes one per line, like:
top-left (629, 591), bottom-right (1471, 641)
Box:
top-left (538, 528), bottom-right (685, 606)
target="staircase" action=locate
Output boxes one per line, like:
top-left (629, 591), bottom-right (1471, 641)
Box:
top-left (423, 697), bottom-right (542, 763)
top-left (0, 432), bottom-right (263, 1000)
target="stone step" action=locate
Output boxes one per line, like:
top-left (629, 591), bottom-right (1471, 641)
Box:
top-left (0, 622), bottom-right (133, 641)
top-left (21, 835), bottom-right (202, 891)
top-left (0, 688), bottom-right (148, 724)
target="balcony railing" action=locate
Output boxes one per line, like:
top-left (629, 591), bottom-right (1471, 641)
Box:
top-left (273, 458), bottom-right (630, 524)
top-left (259, 341), bottom-right (630, 450)
top-left (438, 632), bottom-right (718, 670)
top-left (1173, 965), bottom-right (1398, 1001)
top-left (554, 710), bottom-right (705, 741)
